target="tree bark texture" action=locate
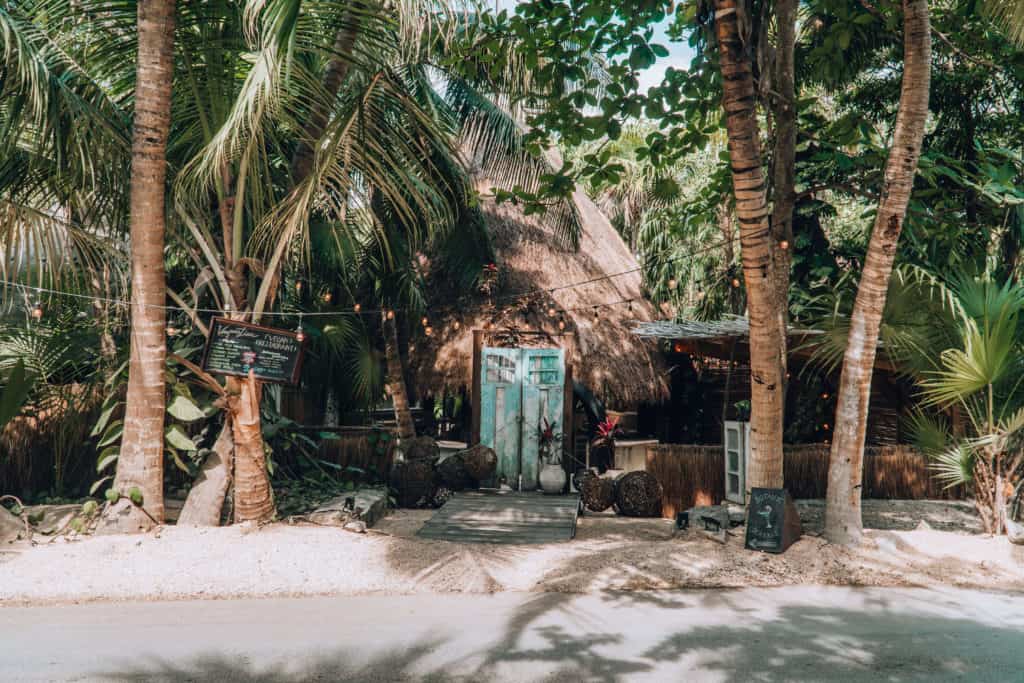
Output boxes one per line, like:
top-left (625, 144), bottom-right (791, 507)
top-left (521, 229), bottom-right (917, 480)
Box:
top-left (102, 0), bottom-right (176, 532)
top-left (769, 0), bottom-right (798, 391)
top-left (384, 313), bottom-right (416, 443)
top-left (824, 0), bottom-right (931, 545)
top-left (232, 373), bottom-right (274, 523)
top-left (714, 0), bottom-right (785, 490)
top-left (177, 419), bottom-right (234, 526)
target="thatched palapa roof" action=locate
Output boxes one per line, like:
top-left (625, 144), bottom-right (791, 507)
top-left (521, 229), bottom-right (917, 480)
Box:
top-left (409, 183), bottom-right (669, 409)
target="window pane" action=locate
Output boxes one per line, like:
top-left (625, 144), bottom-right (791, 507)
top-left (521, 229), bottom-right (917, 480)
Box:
top-left (728, 473), bottom-right (740, 494)
top-left (729, 452), bottom-right (739, 471)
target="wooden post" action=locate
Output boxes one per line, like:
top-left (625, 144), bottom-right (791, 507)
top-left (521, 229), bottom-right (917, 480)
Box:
top-left (470, 329), bottom-right (484, 445)
top-left (563, 361), bottom-right (574, 480)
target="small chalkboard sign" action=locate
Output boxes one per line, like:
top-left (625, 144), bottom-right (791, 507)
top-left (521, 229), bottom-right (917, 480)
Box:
top-left (744, 488), bottom-right (802, 554)
top-left (201, 318), bottom-right (305, 385)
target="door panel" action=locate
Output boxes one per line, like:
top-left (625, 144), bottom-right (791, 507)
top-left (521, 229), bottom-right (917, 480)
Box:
top-left (480, 348), bottom-right (522, 486)
top-left (521, 349), bottom-right (566, 490)
top-left (724, 420), bottom-right (747, 504)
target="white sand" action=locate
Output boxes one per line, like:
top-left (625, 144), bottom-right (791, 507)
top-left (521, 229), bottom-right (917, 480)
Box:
top-left (2, 506), bottom-right (1022, 606)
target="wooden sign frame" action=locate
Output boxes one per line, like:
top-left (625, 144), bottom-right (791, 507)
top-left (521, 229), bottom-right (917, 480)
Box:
top-left (200, 317), bottom-right (306, 385)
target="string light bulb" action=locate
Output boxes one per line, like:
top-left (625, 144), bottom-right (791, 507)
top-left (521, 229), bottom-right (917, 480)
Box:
top-left (386, 309), bottom-right (394, 320)
top-left (421, 316), bottom-right (429, 327)
top-left (557, 317), bottom-right (566, 331)
top-left (424, 325), bottom-right (433, 337)
top-left (731, 277), bottom-right (741, 288)
top-left (31, 303), bottom-right (43, 320)
top-left (353, 303), bottom-right (361, 313)
top-left (668, 277), bottom-right (678, 291)
top-left (453, 320), bottom-right (461, 331)
top-left (166, 324), bottom-right (179, 337)
top-left (295, 281), bottom-right (303, 293)
top-left (547, 306), bottom-right (557, 318)
top-left (322, 291), bottom-right (332, 303)
top-left (295, 325), bottom-right (305, 342)
top-left (779, 239), bottom-right (790, 251)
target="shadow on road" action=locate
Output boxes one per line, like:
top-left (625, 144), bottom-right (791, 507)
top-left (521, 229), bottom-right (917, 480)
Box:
top-left (94, 589), bottom-right (1024, 682)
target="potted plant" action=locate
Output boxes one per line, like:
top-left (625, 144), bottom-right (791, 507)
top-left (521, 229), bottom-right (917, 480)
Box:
top-left (590, 416), bottom-right (622, 473)
top-left (537, 417), bottom-right (566, 494)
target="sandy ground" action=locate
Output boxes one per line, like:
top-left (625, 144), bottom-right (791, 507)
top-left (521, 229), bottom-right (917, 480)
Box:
top-left (1, 499), bottom-right (1021, 606)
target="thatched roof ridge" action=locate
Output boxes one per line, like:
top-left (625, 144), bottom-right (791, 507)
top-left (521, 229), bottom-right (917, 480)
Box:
top-left (408, 184), bottom-right (669, 409)
top-left (633, 316), bottom-right (823, 342)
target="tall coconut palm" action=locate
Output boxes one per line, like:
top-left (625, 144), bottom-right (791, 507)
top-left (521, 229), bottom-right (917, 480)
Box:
top-left (97, 0), bottom-right (176, 532)
top-left (713, 0), bottom-right (787, 490)
top-left (824, 0), bottom-right (932, 545)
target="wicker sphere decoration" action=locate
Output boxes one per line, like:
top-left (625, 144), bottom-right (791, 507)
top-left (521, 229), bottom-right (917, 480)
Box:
top-left (580, 473), bottom-right (616, 512)
top-left (614, 471), bottom-right (663, 517)
top-left (404, 436), bottom-right (440, 463)
top-left (390, 459), bottom-right (438, 508)
top-left (462, 444), bottom-right (498, 482)
top-left (436, 453), bottom-right (474, 491)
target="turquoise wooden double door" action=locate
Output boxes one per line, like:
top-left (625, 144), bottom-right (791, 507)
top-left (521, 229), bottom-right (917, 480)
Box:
top-left (479, 347), bottom-right (565, 490)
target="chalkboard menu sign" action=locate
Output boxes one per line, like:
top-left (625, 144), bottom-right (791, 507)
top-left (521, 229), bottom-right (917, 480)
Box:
top-left (744, 488), bottom-right (802, 554)
top-left (201, 318), bottom-right (305, 385)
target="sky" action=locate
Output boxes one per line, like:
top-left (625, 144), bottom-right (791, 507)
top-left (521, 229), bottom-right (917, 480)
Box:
top-left (492, 0), bottom-right (697, 93)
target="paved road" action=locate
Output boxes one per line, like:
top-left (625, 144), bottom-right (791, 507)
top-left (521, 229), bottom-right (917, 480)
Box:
top-left (3, 586), bottom-right (1023, 682)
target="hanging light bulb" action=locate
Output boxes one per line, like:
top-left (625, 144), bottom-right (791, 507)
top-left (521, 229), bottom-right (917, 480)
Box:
top-left (166, 324), bottom-right (179, 337)
top-left (696, 288), bottom-right (706, 300)
top-left (668, 277), bottom-right (678, 291)
top-left (547, 306), bottom-right (557, 318)
top-left (353, 303), bottom-right (361, 313)
top-left (453, 320), bottom-right (461, 331)
top-left (31, 303), bottom-right (43, 320)
top-left (386, 309), bottom-right (395, 320)
top-left (296, 325), bottom-right (305, 342)
top-left (557, 317), bottom-right (566, 331)
top-left (322, 291), bottom-right (332, 303)
top-left (295, 280), bottom-right (303, 293)
top-left (424, 325), bottom-right (434, 337)
top-left (779, 239), bottom-right (790, 251)
top-left (731, 277), bottom-right (741, 288)
top-left (421, 316), bottom-right (429, 327)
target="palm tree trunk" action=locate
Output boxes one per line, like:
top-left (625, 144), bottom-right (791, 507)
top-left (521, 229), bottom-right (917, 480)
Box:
top-left (232, 373), bottom-right (274, 522)
top-left (770, 0), bottom-right (798, 403)
top-left (177, 418), bottom-right (234, 526)
top-left (384, 313), bottom-right (416, 443)
top-left (99, 0), bottom-right (176, 533)
top-left (714, 0), bottom-right (786, 490)
top-left (824, 0), bottom-right (931, 545)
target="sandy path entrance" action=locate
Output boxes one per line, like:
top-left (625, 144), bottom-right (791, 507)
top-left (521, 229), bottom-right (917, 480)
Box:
top-left (1, 499), bottom-right (1021, 605)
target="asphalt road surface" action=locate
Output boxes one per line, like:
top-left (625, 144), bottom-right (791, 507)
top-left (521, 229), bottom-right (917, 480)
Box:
top-left (3, 586), bottom-right (1023, 682)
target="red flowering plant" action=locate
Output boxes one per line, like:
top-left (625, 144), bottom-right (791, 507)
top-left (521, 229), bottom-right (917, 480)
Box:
top-left (478, 262), bottom-right (500, 297)
top-left (590, 416), bottom-right (622, 473)
top-left (537, 417), bottom-right (561, 464)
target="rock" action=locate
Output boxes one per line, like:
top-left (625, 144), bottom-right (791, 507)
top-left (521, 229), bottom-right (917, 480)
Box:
top-left (614, 471), bottom-right (663, 517)
top-left (23, 504), bottom-right (79, 535)
top-left (686, 505), bottom-right (732, 532)
top-left (1, 505), bottom-right (25, 544)
top-left (462, 445), bottom-right (498, 482)
top-left (436, 453), bottom-right (474, 492)
top-left (343, 520), bottom-right (367, 534)
top-left (403, 436), bottom-right (440, 464)
top-left (1007, 516), bottom-right (1024, 545)
top-left (308, 488), bottom-right (389, 528)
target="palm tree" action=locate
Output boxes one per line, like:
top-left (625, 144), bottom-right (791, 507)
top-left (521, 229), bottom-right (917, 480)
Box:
top-left (824, 0), bottom-right (932, 545)
top-left (98, 0), bottom-right (176, 532)
top-left (984, 0), bottom-right (1024, 45)
top-left (713, 0), bottom-right (786, 490)
top-left (912, 276), bottom-right (1024, 535)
